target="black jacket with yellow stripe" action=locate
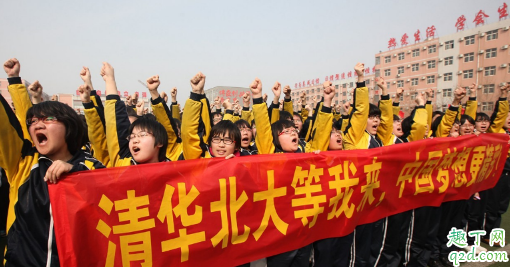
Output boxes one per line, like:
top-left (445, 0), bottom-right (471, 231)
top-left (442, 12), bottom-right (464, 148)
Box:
top-left (1, 79), bottom-right (104, 267)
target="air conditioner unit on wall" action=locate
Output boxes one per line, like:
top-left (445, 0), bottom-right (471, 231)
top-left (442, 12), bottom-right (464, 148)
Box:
top-left (458, 54), bottom-right (464, 58)
top-left (477, 85), bottom-right (483, 89)
top-left (501, 64), bottom-right (508, 68)
top-left (440, 42), bottom-right (444, 46)
top-left (392, 81), bottom-right (397, 84)
top-left (423, 46), bottom-right (427, 50)
top-left (502, 45), bottom-right (509, 50)
top-left (422, 61), bottom-right (427, 65)
top-left (393, 54), bottom-right (397, 57)
top-left (397, 74), bottom-right (401, 77)
top-left (407, 50), bottom-right (412, 54)
top-left (438, 58), bottom-right (443, 62)
top-left (479, 32), bottom-right (486, 37)
top-left (421, 77), bottom-right (426, 80)
top-left (407, 64), bottom-right (411, 68)
top-left (438, 74), bottom-right (442, 78)
top-left (406, 79), bottom-right (411, 82)
top-left (478, 50), bottom-right (485, 54)
top-left (459, 37), bottom-right (464, 42)
top-left (406, 92), bottom-right (410, 96)
top-left (503, 26), bottom-right (509, 31)
top-left (477, 68), bottom-right (483, 72)
top-left (437, 89), bottom-right (442, 93)
top-left (457, 71), bottom-right (463, 75)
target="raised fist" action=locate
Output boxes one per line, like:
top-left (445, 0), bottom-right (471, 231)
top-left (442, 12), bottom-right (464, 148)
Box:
top-left (28, 80), bottom-right (43, 99)
top-left (376, 77), bottom-right (386, 89)
top-left (190, 72), bottom-right (206, 93)
top-left (354, 63), bottom-right (365, 76)
top-left (80, 67), bottom-right (92, 84)
top-left (78, 84), bottom-right (92, 103)
top-left (100, 62), bottom-right (115, 81)
top-left (146, 75), bottom-right (160, 91)
top-left (396, 87), bottom-right (404, 98)
top-left (271, 81), bottom-right (281, 97)
top-left (283, 85), bottom-right (291, 98)
top-left (3, 58), bottom-right (20, 78)
top-left (222, 99), bottom-right (232, 110)
top-left (249, 78), bottom-right (263, 98)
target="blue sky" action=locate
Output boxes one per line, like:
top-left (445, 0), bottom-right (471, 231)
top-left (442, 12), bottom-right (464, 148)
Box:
top-left (0, 0), bottom-right (505, 103)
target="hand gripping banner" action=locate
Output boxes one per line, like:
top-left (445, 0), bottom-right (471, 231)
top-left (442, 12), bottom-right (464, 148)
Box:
top-left (49, 134), bottom-right (509, 267)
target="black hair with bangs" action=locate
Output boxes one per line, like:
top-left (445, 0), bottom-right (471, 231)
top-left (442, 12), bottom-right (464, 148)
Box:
top-left (271, 119), bottom-right (297, 152)
top-left (26, 101), bottom-right (85, 155)
top-left (208, 120), bottom-right (241, 150)
top-left (128, 117), bottom-right (168, 162)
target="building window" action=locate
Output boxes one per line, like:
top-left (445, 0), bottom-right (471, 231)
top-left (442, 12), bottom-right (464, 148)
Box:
top-left (445, 56), bottom-right (453, 66)
top-left (384, 69), bottom-right (391, 76)
top-left (483, 84), bottom-right (495, 94)
top-left (444, 73), bottom-right (453, 81)
top-left (487, 30), bottom-right (498, 40)
top-left (384, 56), bottom-right (391, 63)
top-left (428, 45), bottom-right (437, 53)
top-left (335, 85), bottom-right (339, 89)
top-left (375, 69), bottom-right (380, 77)
top-left (350, 82), bottom-right (354, 88)
top-left (412, 63), bottom-right (419, 72)
top-left (398, 52), bottom-right (405, 60)
top-left (465, 35), bottom-right (475, 45)
top-left (411, 93), bottom-right (416, 100)
top-left (411, 78), bottom-right (419, 86)
top-left (397, 66), bottom-right (404, 74)
top-left (343, 83), bottom-right (347, 88)
top-left (400, 95), bottom-right (404, 101)
top-left (397, 80), bottom-right (404, 87)
top-left (445, 40), bottom-right (454, 49)
top-left (311, 88), bottom-right (315, 93)
top-left (464, 52), bottom-right (474, 62)
top-left (486, 48), bottom-right (497, 59)
top-left (427, 75), bottom-right (435, 84)
top-left (484, 66), bottom-right (496, 76)
top-left (482, 102), bottom-right (495, 111)
top-left (443, 88), bottom-right (452, 97)
top-left (375, 57), bottom-right (381, 65)
top-left (428, 60), bottom-right (436, 69)
top-left (463, 69), bottom-right (473, 79)
top-left (412, 49), bottom-right (420, 57)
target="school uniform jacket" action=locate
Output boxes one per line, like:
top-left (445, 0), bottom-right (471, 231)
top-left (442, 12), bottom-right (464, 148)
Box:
top-left (1, 80), bottom-right (104, 267)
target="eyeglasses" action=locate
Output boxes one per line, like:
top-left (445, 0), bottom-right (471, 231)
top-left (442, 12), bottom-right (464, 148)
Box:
top-left (127, 131), bottom-right (153, 141)
top-left (293, 119), bottom-right (302, 124)
top-left (460, 124), bottom-right (474, 128)
top-left (278, 128), bottom-right (298, 136)
top-left (27, 116), bottom-right (58, 126)
top-left (331, 129), bottom-right (342, 135)
top-left (238, 127), bottom-right (252, 133)
top-left (211, 137), bottom-right (235, 145)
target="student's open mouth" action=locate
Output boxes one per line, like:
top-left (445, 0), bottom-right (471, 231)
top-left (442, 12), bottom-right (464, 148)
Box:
top-left (336, 139), bottom-right (342, 144)
top-left (132, 146), bottom-right (141, 154)
top-left (242, 137), bottom-right (249, 142)
top-left (291, 137), bottom-right (298, 144)
top-left (36, 133), bottom-right (48, 145)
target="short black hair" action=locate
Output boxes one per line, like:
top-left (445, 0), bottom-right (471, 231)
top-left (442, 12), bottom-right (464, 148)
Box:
top-left (299, 118), bottom-right (311, 140)
top-left (369, 103), bottom-right (381, 118)
top-left (279, 110), bottom-right (293, 121)
top-left (393, 114), bottom-right (401, 122)
top-left (460, 114), bottom-right (475, 127)
top-left (432, 111), bottom-right (444, 118)
top-left (128, 117), bottom-right (168, 162)
top-left (475, 112), bottom-right (490, 122)
top-left (208, 120), bottom-right (241, 150)
top-left (126, 106), bottom-right (139, 119)
top-left (293, 112), bottom-right (303, 122)
top-left (333, 119), bottom-right (342, 131)
top-left (271, 119), bottom-right (296, 151)
top-left (234, 119), bottom-right (251, 129)
top-left (27, 101), bottom-right (86, 155)
top-left (401, 115), bottom-right (413, 139)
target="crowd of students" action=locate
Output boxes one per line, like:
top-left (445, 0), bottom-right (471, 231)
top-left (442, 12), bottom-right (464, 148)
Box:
top-left (1, 58), bottom-right (509, 267)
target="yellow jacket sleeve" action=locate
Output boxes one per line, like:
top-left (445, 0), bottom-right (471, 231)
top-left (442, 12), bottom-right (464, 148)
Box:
top-left (170, 102), bottom-right (181, 122)
top-left (436, 106), bottom-right (459, 137)
top-left (307, 106), bottom-right (333, 152)
top-left (301, 107), bottom-right (309, 122)
top-left (241, 107), bottom-right (253, 124)
top-left (269, 102), bottom-right (280, 124)
top-left (406, 107), bottom-right (428, 142)
top-left (83, 102), bottom-right (110, 167)
top-left (425, 101), bottom-right (433, 130)
top-left (341, 115), bottom-right (349, 133)
top-left (488, 97), bottom-right (509, 134)
top-left (284, 99), bottom-right (293, 115)
top-left (464, 97), bottom-right (478, 119)
top-left (200, 97), bottom-right (212, 143)
top-left (343, 82), bottom-right (369, 150)
top-left (181, 93), bottom-right (205, 160)
top-left (334, 113), bottom-right (342, 121)
top-left (223, 110), bottom-right (235, 122)
top-left (152, 97), bottom-right (183, 161)
top-left (253, 97), bottom-right (275, 155)
top-left (392, 103), bottom-right (400, 118)
top-left (8, 82), bottom-right (32, 142)
top-left (105, 95), bottom-right (133, 166)
top-left (0, 92), bottom-right (25, 183)
top-left (378, 96), bottom-right (393, 146)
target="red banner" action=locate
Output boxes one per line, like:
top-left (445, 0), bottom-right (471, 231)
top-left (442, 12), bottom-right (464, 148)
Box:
top-left (49, 134), bottom-right (509, 267)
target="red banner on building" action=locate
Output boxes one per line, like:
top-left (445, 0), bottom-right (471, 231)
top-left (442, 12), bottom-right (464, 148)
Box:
top-left (49, 134), bottom-right (509, 267)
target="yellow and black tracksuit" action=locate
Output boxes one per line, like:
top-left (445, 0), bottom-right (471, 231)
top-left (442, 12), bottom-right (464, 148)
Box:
top-left (150, 97), bottom-right (183, 162)
top-left (2, 78), bottom-right (104, 267)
